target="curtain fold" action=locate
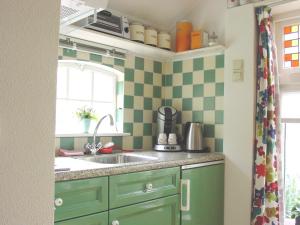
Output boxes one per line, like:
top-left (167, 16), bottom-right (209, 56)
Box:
top-left (251, 6), bottom-right (282, 225)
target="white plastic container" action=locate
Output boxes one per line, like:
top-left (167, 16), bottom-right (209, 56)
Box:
top-left (130, 22), bottom-right (145, 43)
top-left (158, 31), bottom-right (171, 50)
top-left (145, 27), bottom-right (158, 47)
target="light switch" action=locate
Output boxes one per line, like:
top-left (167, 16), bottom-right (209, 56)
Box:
top-left (232, 59), bottom-right (244, 81)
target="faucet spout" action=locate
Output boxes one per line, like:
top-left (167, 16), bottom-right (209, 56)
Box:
top-left (84, 114), bottom-right (115, 155)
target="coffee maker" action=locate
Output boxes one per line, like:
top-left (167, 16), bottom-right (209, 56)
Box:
top-left (154, 106), bottom-right (182, 152)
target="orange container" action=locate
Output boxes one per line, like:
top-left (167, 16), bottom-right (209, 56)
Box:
top-left (191, 31), bottom-right (202, 50)
top-left (176, 21), bottom-right (193, 52)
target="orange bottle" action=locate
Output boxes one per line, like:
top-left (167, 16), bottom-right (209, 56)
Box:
top-left (176, 21), bottom-right (193, 52)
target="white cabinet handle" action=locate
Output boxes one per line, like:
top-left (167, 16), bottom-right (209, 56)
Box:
top-left (144, 183), bottom-right (153, 192)
top-left (54, 198), bottom-right (63, 207)
top-left (181, 179), bottom-right (190, 211)
top-left (112, 220), bottom-right (119, 225)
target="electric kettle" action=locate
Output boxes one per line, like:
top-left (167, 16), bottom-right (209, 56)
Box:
top-left (184, 122), bottom-right (205, 152)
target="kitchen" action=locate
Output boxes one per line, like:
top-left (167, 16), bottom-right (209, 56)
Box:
top-left (1, 0), bottom-right (299, 225)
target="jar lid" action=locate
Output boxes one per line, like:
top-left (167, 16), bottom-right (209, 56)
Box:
top-left (130, 22), bottom-right (143, 26)
top-left (158, 31), bottom-right (170, 35)
top-left (145, 26), bottom-right (157, 31)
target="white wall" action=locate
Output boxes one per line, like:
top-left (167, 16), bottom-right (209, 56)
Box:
top-left (0, 1), bottom-right (60, 225)
top-left (224, 4), bottom-right (256, 225)
top-left (186, 0), bottom-right (227, 45)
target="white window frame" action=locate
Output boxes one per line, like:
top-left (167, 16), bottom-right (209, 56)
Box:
top-left (274, 16), bottom-right (300, 85)
top-left (56, 60), bottom-right (122, 135)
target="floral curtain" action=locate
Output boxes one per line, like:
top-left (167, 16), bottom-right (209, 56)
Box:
top-left (251, 7), bottom-right (282, 225)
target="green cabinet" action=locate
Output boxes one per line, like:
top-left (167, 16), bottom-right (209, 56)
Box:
top-left (109, 167), bottom-right (180, 208)
top-left (109, 195), bottom-right (180, 225)
top-left (181, 162), bottom-right (224, 225)
top-left (55, 212), bottom-right (108, 225)
top-left (55, 177), bottom-right (108, 222)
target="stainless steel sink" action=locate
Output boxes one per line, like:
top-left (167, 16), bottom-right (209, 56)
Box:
top-left (76, 154), bottom-right (158, 165)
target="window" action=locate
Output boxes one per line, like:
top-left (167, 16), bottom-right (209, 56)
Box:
top-left (281, 90), bottom-right (300, 224)
top-left (283, 24), bottom-right (300, 68)
top-left (56, 60), bottom-right (122, 134)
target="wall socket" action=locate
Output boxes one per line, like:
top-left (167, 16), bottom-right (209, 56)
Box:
top-left (232, 59), bottom-right (244, 82)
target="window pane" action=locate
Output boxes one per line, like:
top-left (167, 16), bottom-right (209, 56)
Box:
top-left (283, 24), bottom-right (300, 68)
top-left (93, 102), bottom-right (116, 132)
top-left (281, 92), bottom-right (300, 118)
top-left (56, 99), bottom-right (92, 134)
top-left (93, 72), bottom-right (116, 102)
top-left (57, 67), bottom-right (68, 98)
top-left (68, 67), bottom-right (92, 100)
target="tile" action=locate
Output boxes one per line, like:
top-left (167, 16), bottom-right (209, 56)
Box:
top-left (173, 86), bottom-right (182, 98)
top-left (215, 69), bottom-right (224, 83)
top-left (204, 97), bottom-right (215, 110)
top-left (204, 83), bottom-right (216, 97)
top-left (123, 109), bottom-right (134, 123)
top-left (215, 96), bottom-right (224, 110)
top-left (154, 61), bottom-right (162, 73)
top-left (181, 111), bottom-right (193, 124)
top-left (204, 70), bottom-right (216, 83)
top-left (164, 99), bottom-right (172, 106)
top-left (153, 73), bottom-right (162, 86)
top-left (134, 70), bottom-right (144, 83)
top-left (144, 59), bottom-right (154, 72)
top-left (124, 54), bottom-right (135, 68)
top-left (144, 97), bottom-right (153, 110)
top-left (153, 86), bottom-right (161, 98)
top-left (193, 71), bottom-right (204, 84)
top-left (163, 87), bottom-right (172, 99)
top-left (215, 83), bottom-right (224, 96)
top-left (204, 111), bottom-right (215, 124)
top-left (144, 72), bottom-right (153, 84)
top-left (172, 73), bottom-right (182, 86)
top-left (124, 95), bottom-right (134, 108)
top-left (164, 74), bottom-right (173, 86)
top-left (135, 57), bottom-right (144, 70)
top-left (134, 96), bottom-right (144, 109)
top-left (193, 57), bottom-right (204, 71)
top-left (143, 123), bottom-right (152, 136)
top-left (173, 61), bottom-right (183, 73)
top-left (182, 85), bottom-right (193, 98)
top-left (123, 136), bottom-right (133, 149)
top-left (112, 136), bottom-right (123, 148)
top-left (152, 98), bottom-right (161, 110)
top-left (163, 61), bottom-right (172, 74)
top-left (204, 55), bottom-right (216, 70)
top-left (216, 54), bottom-right (225, 68)
top-left (215, 110), bottom-right (224, 124)
top-left (102, 56), bottom-right (114, 65)
top-left (215, 124), bottom-right (223, 139)
top-left (134, 136), bottom-right (143, 149)
top-left (193, 84), bottom-right (204, 97)
top-left (60, 137), bottom-right (74, 150)
top-left (144, 84), bottom-right (153, 97)
top-left (182, 98), bottom-right (193, 111)
top-left (215, 139), bottom-right (223, 152)
top-left (77, 51), bottom-right (89, 60)
top-left (124, 82), bottom-right (134, 96)
top-left (63, 49), bottom-right (77, 58)
top-left (143, 136), bottom-right (153, 149)
top-left (172, 99), bottom-right (182, 111)
top-left (183, 59), bottom-right (193, 72)
top-left (124, 68), bottom-right (134, 81)
top-left (203, 124), bottom-right (215, 138)
top-left (192, 111), bottom-right (203, 122)
top-left (192, 97), bottom-right (203, 111)
top-left (133, 123), bottom-right (143, 135)
top-left (114, 58), bottom-right (125, 66)
top-left (144, 110), bottom-right (153, 123)
top-left (123, 123), bottom-right (133, 134)
top-left (134, 110), bottom-right (143, 123)
top-left (183, 72), bottom-right (193, 85)
top-left (205, 138), bottom-right (215, 152)
top-left (134, 83), bottom-right (144, 96)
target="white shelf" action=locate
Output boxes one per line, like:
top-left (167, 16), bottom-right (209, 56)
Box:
top-left (56, 133), bottom-right (131, 138)
top-left (63, 27), bottom-right (225, 62)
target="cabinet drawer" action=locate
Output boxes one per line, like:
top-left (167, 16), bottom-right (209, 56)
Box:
top-left (109, 195), bottom-right (180, 225)
top-left (109, 167), bottom-right (180, 208)
top-left (55, 212), bottom-right (108, 225)
top-left (55, 177), bottom-right (108, 222)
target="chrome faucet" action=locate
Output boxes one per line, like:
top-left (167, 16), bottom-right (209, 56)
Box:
top-left (84, 114), bottom-right (115, 155)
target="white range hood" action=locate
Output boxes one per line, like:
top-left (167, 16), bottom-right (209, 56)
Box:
top-left (60, 0), bottom-right (108, 33)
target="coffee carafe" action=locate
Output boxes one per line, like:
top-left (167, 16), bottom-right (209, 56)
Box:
top-left (154, 106), bottom-right (181, 152)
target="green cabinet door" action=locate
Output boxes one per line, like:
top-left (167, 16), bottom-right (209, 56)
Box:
top-left (55, 212), bottom-right (108, 225)
top-left (109, 195), bottom-right (180, 225)
top-left (55, 177), bottom-right (108, 222)
top-left (109, 167), bottom-right (180, 208)
top-left (181, 162), bottom-right (224, 225)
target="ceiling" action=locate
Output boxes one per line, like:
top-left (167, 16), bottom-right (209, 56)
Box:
top-left (107, 0), bottom-right (199, 31)
top-left (272, 0), bottom-right (300, 15)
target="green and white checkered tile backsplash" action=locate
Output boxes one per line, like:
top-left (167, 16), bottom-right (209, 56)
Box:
top-left (56, 47), bottom-right (224, 153)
